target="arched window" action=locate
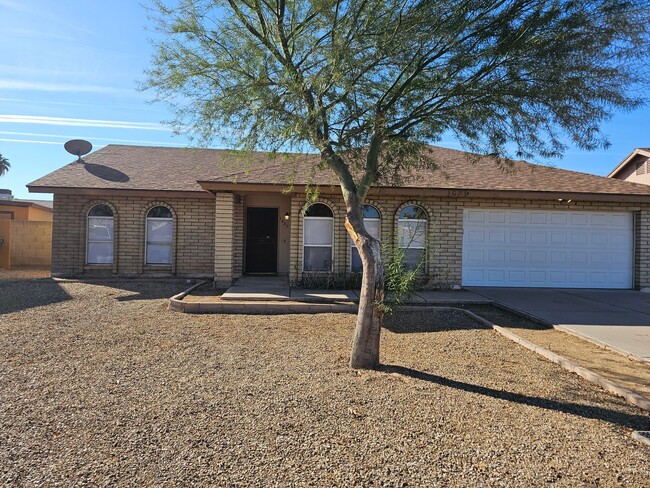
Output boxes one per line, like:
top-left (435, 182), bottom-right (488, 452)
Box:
top-left (398, 205), bottom-right (427, 269)
top-left (303, 203), bottom-right (333, 271)
top-left (350, 205), bottom-right (381, 271)
top-left (87, 204), bottom-right (114, 264)
top-left (146, 206), bottom-right (173, 265)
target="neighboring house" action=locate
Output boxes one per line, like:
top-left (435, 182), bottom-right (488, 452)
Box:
top-left (608, 148), bottom-right (650, 185)
top-left (27, 144), bottom-right (650, 289)
top-left (0, 190), bottom-right (54, 269)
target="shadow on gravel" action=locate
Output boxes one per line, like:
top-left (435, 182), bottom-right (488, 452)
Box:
top-left (72, 280), bottom-right (191, 301)
top-left (0, 279), bottom-right (71, 315)
top-left (384, 310), bottom-right (490, 333)
top-left (380, 364), bottom-right (650, 430)
top-left (468, 305), bottom-right (550, 330)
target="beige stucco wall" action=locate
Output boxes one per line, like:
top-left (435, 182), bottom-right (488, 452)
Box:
top-left (28, 206), bottom-right (54, 221)
top-left (52, 193), bottom-right (215, 277)
top-left (9, 221), bottom-right (52, 266)
top-left (0, 203), bottom-right (53, 221)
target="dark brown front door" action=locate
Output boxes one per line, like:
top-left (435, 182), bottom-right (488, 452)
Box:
top-left (245, 207), bottom-right (278, 273)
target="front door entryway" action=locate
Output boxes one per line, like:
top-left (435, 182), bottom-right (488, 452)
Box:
top-left (245, 207), bottom-right (278, 273)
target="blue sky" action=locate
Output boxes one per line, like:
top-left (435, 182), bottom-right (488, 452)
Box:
top-left (0, 0), bottom-right (647, 200)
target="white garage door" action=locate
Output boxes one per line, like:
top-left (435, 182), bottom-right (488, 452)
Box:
top-left (462, 209), bottom-right (633, 288)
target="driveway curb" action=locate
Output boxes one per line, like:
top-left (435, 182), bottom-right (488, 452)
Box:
top-left (462, 309), bottom-right (650, 413)
top-left (489, 301), bottom-right (650, 365)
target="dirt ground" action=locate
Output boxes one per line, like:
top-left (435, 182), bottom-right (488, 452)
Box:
top-left (1, 279), bottom-right (649, 486)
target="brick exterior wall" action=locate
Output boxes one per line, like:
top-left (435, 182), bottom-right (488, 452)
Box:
top-left (50, 190), bottom-right (650, 289)
top-left (214, 193), bottom-right (236, 285)
top-left (51, 194), bottom-right (214, 277)
top-left (288, 191), bottom-right (650, 289)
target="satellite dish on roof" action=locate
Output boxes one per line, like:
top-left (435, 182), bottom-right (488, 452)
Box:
top-left (64, 139), bottom-right (92, 162)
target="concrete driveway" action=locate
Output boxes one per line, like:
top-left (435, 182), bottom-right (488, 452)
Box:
top-left (468, 288), bottom-right (650, 363)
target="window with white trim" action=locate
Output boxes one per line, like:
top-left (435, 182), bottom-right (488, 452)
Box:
top-left (350, 205), bottom-right (381, 271)
top-left (146, 206), bottom-right (173, 265)
top-left (303, 203), bottom-right (333, 271)
top-left (398, 205), bottom-right (427, 269)
top-left (87, 204), bottom-right (114, 264)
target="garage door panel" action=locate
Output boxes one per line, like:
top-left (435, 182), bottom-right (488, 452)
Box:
top-left (571, 233), bottom-right (588, 245)
top-left (610, 233), bottom-right (629, 246)
top-left (549, 213), bottom-right (567, 225)
top-left (530, 212), bottom-right (548, 224)
top-left (488, 211), bottom-right (506, 223)
top-left (488, 230), bottom-right (506, 243)
top-left (466, 229), bottom-right (484, 243)
top-left (550, 232), bottom-right (567, 244)
top-left (466, 210), bottom-right (485, 223)
top-left (571, 252), bottom-right (588, 265)
top-left (590, 214), bottom-right (607, 225)
top-left (510, 212), bottom-right (526, 223)
top-left (529, 231), bottom-right (546, 244)
top-left (571, 214), bottom-right (589, 225)
top-left (488, 250), bottom-right (506, 263)
top-left (462, 209), bottom-right (633, 288)
top-left (509, 250), bottom-right (526, 263)
top-left (508, 270), bottom-right (526, 283)
top-left (509, 231), bottom-right (526, 243)
top-left (590, 252), bottom-right (607, 265)
top-left (610, 214), bottom-right (629, 226)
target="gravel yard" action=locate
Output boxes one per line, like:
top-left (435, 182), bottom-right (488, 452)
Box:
top-left (1, 279), bottom-right (649, 486)
top-left (470, 305), bottom-right (650, 400)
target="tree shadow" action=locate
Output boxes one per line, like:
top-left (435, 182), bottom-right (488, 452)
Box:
top-left (379, 364), bottom-right (650, 430)
top-left (384, 309), bottom-right (490, 333)
top-left (72, 279), bottom-right (195, 301)
top-left (468, 304), bottom-right (551, 330)
top-left (0, 279), bottom-right (72, 314)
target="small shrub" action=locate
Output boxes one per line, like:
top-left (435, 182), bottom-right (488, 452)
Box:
top-left (380, 245), bottom-right (425, 314)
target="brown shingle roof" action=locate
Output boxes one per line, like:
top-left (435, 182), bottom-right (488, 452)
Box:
top-left (27, 144), bottom-right (650, 197)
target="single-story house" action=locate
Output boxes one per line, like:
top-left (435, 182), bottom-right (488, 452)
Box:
top-left (608, 147), bottom-right (650, 185)
top-left (0, 190), bottom-right (53, 269)
top-left (27, 144), bottom-right (650, 289)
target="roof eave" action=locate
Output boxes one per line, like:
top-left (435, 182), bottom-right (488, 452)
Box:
top-left (27, 185), bottom-right (214, 199)
top-left (198, 181), bottom-right (650, 203)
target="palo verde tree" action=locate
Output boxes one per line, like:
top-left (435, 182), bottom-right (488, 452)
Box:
top-left (145, 0), bottom-right (649, 369)
top-left (0, 154), bottom-right (9, 177)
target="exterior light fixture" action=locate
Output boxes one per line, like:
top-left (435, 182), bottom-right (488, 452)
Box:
top-left (284, 212), bottom-right (290, 221)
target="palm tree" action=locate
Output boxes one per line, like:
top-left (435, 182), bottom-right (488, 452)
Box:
top-left (0, 154), bottom-right (9, 177)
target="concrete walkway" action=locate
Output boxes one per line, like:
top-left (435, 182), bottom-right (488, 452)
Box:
top-left (222, 276), bottom-right (489, 304)
top-left (469, 288), bottom-right (650, 363)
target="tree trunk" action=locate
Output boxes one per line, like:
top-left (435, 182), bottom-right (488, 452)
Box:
top-left (347, 218), bottom-right (385, 370)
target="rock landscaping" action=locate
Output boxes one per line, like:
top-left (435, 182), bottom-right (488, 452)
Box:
top-left (1, 279), bottom-right (649, 486)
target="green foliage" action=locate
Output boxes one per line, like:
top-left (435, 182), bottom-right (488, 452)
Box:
top-left (381, 244), bottom-right (425, 314)
top-left (0, 154), bottom-right (9, 177)
top-left (144, 0), bottom-right (649, 164)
